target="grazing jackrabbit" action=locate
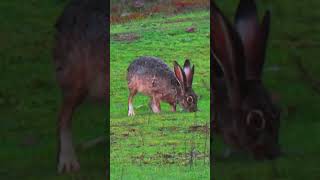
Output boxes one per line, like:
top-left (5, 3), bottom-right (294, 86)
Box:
top-left (53, 0), bottom-right (108, 173)
top-left (127, 56), bottom-right (197, 116)
top-left (211, 0), bottom-right (281, 160)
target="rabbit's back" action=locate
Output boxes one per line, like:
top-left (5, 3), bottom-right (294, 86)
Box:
top-left (53, 0), bottom-right (108, 99)
top-left (127, 57), bottom-right (178, 98)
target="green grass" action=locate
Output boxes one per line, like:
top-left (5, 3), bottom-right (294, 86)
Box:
top-left (110, 11), bottom-right (210, 179)
top-left (0, 1), bottom-right (106, 179)
top-left (213, 0), bottom-right (320, 179)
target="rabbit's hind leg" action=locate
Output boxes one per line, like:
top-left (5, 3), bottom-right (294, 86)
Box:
top-left (169, 102), bottom-right (176, 112)
top-left (128, 89), bottom-right (137, 116)
top-left (149, 96), bottom-right (161, 113)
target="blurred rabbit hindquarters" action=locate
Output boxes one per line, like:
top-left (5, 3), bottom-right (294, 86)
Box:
top-left (127, 56), bottom-right (198, 116)
top-left (211, 0), bottom-right (281, 160)
top-left (53, 0), bottom-right (108, 173)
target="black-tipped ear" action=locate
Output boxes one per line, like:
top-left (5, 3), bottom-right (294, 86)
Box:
top-left (212, 2), bottom-right (247, 105)
top-left (174, 61), bottom-right (186, 92)
top-left (235, 0), bottom-right (258, 21)
top-left (235, 0), bottom-right (271, 80)
top-left (183, 59), bottom-right (194, 87)
top-left (183, 59), bottom-right (190, 68)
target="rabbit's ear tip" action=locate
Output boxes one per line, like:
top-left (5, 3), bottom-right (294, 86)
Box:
top-left (184, 59), bottom-right (191, 66)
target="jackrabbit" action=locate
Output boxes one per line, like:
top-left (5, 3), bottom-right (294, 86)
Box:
top-left (127, 56), bottom-right (197, 115)
top-left (53, 0), bottom-right (108, 173)
top-left (211, 0), bottom-right (281, 160)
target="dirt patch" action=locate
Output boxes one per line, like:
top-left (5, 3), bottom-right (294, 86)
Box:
top-left (158, 126), bottom-right (179, 132)
top-left (130, 151), bottom-right (209, 165)
top-left (112, 32), bottom-right (141, 42)
top-left (188, 124), bottom-right (209, 134)
top-left (120, 128), bottom-right (138, 138)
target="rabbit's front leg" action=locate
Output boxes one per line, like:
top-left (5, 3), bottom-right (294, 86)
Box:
top-left (128, 89), bottom-right (137, 116)
top-left (149, 96), bottom-right (161, 113)
top-left (57, 93), bottom-right (83, 173)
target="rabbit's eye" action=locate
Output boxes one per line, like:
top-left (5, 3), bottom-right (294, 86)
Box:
top-left (187, 96), bottom-right (193, 103)
top-left (246, 110), bottom-right (265, 130)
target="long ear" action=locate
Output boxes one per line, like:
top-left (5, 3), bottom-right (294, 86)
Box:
top-left (235, 0), bottom-right (271, 80)
top-left (183, 59), bottom-right (194, 88)
top-left (212, 2), bottom-right (247, 107)
top-left (174, 61), bottom-right (186, 92)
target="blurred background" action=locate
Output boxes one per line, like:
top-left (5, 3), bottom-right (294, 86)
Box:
top-left (110, 0), bottom-right (209, 23)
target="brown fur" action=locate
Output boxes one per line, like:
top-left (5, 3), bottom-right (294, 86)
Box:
top-left (211, 0), bottom-right (281, 160)
top-left (53, 0), bottom-right (108, 173)
top-left (127, 56), bottom-right (197, 115)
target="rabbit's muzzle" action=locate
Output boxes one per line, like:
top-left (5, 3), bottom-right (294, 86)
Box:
top-left (251, 138), bottom-right (281, 160)
top-left (179, 93), bottom-right (198, 112)
top-left (244, 109), bottom-right (281, 160)
top-left (188, 106), bottom-right (198, 112)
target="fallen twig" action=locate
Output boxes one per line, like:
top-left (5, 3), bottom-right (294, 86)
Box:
top-left (78, 136), bottom-right (106, 151)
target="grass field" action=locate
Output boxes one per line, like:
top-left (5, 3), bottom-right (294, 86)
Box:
top-left (213, 0), bottom-right (320, 179)
top-left (0, 1), bottom-right (107, 179)
top-left (110, 11), bottom-right (210, 179)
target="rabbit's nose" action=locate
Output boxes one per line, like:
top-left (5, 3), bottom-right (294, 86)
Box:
top-left (190, 107), bottom-right (198, 112)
